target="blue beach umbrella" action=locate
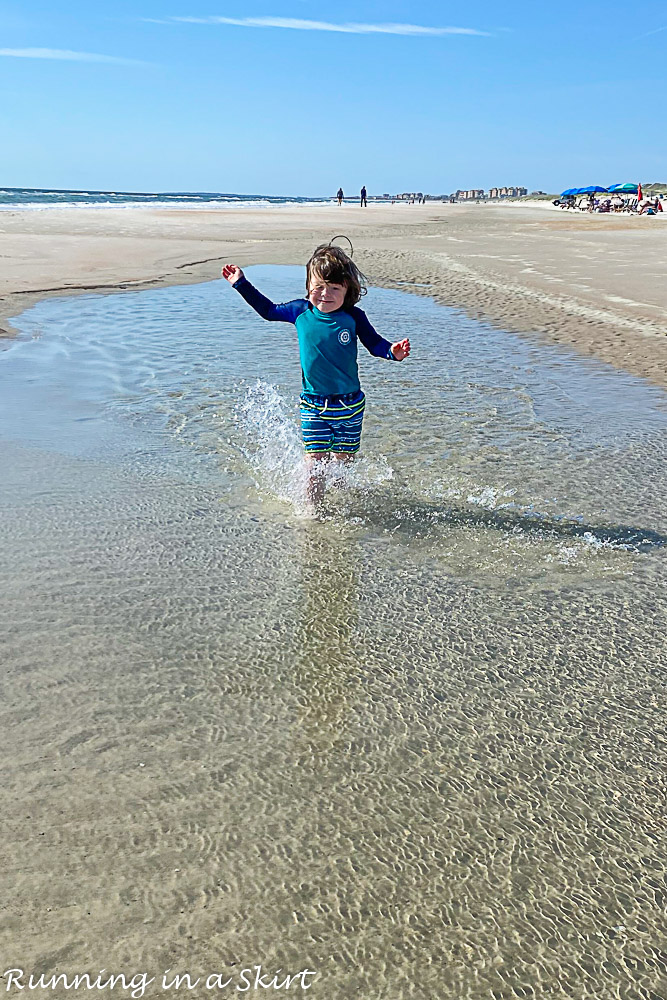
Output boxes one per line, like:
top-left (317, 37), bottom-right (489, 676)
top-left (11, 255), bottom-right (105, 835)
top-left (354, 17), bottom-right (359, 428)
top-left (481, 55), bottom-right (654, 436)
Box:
top-left (561, 188), bottom-right (578, 196)
top-left (578, 185), bottom-right (608, 194)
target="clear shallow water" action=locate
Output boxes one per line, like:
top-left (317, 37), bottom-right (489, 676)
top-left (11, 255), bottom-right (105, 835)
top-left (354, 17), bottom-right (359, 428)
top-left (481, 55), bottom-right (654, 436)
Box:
top-left (1, 268), bottom-right (666, 998)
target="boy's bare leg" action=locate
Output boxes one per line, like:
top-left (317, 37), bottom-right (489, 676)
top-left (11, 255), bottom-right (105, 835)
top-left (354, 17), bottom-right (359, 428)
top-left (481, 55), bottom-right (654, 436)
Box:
top-left (330, 452), bottom-right (354, 488)
top-left (305, 453), bottom-right (354, 506)
top-left (305, 453), bottom-right (329, 507)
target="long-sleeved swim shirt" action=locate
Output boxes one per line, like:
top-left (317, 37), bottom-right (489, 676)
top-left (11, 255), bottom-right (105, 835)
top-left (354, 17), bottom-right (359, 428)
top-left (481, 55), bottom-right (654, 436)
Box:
top-left (232, 275), bottom-right (395, 396)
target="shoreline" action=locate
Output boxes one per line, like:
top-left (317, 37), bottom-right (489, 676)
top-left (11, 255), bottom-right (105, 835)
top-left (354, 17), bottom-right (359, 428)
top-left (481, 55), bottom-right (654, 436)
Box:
top-left (2, 202), bottom-right (667, 386)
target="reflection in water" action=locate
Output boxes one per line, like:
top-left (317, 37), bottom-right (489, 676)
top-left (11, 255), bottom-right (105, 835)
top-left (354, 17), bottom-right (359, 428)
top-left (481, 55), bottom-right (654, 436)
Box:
top-left (291, 526), bottom-right (362, 750)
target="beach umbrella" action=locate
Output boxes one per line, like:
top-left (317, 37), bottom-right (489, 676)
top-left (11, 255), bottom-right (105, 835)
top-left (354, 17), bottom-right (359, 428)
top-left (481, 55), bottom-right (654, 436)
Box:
top-left (578, 185), bottom-right (608, 194)
top-left (608, 183), bottom-right (638, 194)
top-left (560, 188), bottom-right (578, 196)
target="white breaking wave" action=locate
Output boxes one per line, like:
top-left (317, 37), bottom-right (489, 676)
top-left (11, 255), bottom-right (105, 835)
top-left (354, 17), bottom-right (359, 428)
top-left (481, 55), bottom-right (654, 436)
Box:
top-left (0, 199), bottom-right (332, 212)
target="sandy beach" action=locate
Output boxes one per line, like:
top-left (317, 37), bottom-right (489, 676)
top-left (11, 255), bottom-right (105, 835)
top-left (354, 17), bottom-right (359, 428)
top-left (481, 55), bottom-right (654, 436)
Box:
top-left (2, 201), bottom-right (667, 386)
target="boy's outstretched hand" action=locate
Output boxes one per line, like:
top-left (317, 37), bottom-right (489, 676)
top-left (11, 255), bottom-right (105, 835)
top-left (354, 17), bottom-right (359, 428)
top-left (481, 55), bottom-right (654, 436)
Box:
top-left (391, 338), bottom-right (411, 361)
top-left (222, 264), bottom-right (244, 285)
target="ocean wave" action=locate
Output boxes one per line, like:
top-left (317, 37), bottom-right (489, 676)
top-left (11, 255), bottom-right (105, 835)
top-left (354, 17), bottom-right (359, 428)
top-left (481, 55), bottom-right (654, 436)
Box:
top-left (0, 187), bottom-right (334, 210)
top-left (0, 199), bottom-right (333, 212)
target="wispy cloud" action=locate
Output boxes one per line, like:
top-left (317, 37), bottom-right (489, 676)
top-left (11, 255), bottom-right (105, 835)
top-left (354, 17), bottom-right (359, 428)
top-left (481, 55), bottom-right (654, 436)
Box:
top-left (633, 23), bottom-right (667, 39)
top-left (164, 16), bottom-right (489, 37)
top-left (0, 47), bottom-right (149, 65)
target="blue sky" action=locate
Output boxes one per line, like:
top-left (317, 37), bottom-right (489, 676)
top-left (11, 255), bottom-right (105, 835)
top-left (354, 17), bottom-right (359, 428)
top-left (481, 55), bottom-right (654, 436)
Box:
top-left (1, 0), bottom-right (666, 195)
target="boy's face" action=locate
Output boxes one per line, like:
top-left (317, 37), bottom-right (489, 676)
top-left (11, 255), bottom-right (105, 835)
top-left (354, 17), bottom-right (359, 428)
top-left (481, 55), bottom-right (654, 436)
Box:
top-left (308, 273), bottom-right (347, 313)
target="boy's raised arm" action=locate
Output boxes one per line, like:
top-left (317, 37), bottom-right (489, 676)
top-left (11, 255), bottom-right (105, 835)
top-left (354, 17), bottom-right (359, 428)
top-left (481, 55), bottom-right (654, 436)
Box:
top-left (351, 307), bottom-right (410, 361)
top-left (222, 264), bottom-right (305, 324)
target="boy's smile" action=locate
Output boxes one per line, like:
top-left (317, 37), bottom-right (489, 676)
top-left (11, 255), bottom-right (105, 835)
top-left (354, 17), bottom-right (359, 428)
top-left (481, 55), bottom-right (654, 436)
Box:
top-left (308, 278), bottom-right (346, 313)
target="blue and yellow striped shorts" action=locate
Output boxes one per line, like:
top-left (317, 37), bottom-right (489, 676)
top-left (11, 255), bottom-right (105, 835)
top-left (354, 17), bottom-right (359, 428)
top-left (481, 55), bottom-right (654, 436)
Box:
top-left (299, 390), bottom-right (366, 454)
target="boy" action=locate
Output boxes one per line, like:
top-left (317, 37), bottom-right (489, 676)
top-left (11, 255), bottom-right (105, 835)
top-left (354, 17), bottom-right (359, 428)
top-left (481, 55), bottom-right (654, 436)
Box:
top-left (222, 242), bottom-right (410, 505)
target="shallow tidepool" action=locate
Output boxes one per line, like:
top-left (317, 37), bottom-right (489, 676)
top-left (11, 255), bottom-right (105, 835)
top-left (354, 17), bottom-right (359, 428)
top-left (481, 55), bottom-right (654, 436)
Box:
top-left (1, 267), bottom-right (666, 999)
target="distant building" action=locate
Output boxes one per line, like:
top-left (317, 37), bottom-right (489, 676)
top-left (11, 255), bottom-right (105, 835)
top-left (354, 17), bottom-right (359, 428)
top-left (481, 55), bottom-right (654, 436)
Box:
top-left (487, 186), bottom-right (528, 199)
top-left (455, 189), bottom-right (484, 200)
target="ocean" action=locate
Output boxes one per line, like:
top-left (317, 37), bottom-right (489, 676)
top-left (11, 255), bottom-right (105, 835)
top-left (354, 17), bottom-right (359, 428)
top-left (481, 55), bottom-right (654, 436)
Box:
top-left (0, 186), bottom-right (332, 210)
top-left (2, 268), bottom-right (666, 998)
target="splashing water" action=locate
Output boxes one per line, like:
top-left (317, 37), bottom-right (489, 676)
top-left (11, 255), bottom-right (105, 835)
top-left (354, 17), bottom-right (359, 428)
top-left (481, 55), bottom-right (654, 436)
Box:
top-left (235, 379), bottom-right (309, 510)
top-left (234, 379), bottom-right (395, 515)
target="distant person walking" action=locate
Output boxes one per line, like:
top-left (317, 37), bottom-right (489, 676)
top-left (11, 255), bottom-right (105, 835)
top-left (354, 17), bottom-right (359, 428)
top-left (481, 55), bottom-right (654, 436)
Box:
top-left (337, 187), bottom-right (344, 206)
top-left (360, 186), bottom-right (367, 208)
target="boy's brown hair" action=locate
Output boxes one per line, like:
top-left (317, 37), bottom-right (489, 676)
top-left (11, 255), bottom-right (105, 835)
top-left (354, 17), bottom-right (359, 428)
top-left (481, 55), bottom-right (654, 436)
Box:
top-left (306, 240), bottom-right (367, 310)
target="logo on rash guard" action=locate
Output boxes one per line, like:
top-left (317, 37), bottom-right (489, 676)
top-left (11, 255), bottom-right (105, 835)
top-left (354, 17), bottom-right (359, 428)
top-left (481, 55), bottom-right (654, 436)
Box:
top-left (338, 329), bottom-right (351, 345)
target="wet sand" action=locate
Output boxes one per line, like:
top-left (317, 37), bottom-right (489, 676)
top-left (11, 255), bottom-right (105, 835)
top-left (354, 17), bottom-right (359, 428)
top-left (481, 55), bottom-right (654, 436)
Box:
top-left (1, 201), bottom-right (666, 385)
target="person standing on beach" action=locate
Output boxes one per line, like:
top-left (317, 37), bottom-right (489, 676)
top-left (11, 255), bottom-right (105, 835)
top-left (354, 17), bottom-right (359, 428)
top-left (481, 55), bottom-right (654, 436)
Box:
top-left (360, 186), bottom-right (367, 208)
top-left (221, 242), bottom-right (410, 507)
top-left (337, 188), bottom-right (344, 206)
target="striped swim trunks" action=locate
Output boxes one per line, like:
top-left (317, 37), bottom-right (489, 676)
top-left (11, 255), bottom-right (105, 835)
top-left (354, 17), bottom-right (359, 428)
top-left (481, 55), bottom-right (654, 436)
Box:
top-left (299, 390), bottom-right (366, 454)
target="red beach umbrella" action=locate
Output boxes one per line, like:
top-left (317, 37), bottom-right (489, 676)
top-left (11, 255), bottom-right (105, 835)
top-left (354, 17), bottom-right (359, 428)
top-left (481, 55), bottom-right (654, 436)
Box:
top-left (637, 182), bottom-right (643, 201)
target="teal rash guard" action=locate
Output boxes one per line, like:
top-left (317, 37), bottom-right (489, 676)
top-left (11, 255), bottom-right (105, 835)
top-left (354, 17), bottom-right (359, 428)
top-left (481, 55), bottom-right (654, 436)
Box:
top-left (232, 275), bottom-right (396, 396)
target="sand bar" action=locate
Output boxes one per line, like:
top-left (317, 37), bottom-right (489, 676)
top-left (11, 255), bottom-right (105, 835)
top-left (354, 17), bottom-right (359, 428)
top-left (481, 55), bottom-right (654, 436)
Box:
top-left (1, 201), bottom-right (666, 385)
